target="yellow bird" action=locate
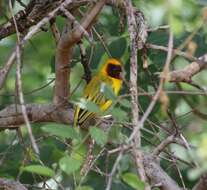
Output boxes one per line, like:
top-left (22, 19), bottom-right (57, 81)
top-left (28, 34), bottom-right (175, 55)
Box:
top-left (74, 58), bottom-right (123, 128)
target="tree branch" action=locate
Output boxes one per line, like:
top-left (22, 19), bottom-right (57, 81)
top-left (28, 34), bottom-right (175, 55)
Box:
top-left (193, 173), bottom-right (207, 190)
top-left (0, 178), bottom-right (28, 190)
top-left (0, 0), bottom-right (93, 40)
top-left (143, 155), bottom-right (182, 190)
top-left (169, 54), bottom-right (207, 83)
top-left (152, 135), bottom-right (176, 156)
top-left (0, 0), bottom-right (80, 91)
top-left (0, 53), bottom-right (16, 90)
top-left (0, 104), bottom-right (73, 128)
top-left (53, 0), bottom-right (107, 105)
top-left (146, 43), bottom-right (207, 83)
top-left (124, 0), bottom-right (149, 188)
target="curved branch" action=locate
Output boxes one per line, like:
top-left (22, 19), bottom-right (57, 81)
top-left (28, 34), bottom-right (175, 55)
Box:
top-left (54, 0), bottom-right (107, 105)
top-left (169, 54), bottom-right (207, 83)
top-left (0, 53), bottom-right (16, 90)
top-left (143, 155), bottom-right (182, 190)
top-left (147, 43), bottom-right (207, 83)
top-left (0, 0), bottom-right (84, 91)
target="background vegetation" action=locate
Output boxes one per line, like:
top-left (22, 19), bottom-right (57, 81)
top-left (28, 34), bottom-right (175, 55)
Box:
top-left (0, 0), bottom-right (207, 190)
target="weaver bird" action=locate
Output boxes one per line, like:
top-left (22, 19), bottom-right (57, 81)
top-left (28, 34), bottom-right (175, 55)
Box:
top-left (74, 58), bottom-right (123, 128)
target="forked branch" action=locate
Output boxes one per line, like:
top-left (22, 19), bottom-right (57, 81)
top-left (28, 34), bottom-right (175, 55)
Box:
top-left (53, 0), bottom-right (107, 106)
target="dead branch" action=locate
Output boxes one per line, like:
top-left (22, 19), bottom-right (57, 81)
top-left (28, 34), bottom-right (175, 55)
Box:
top-left (0, 0), bottom-right (92, 40)
top-left (169, 54), bottom-right (207, 83)
top-left (146, 43), bottom-right (199, 63)
top-left (146, 43), bottom-right (207, 83)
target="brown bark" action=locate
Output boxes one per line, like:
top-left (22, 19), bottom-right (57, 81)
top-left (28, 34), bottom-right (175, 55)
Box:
top-left (0, 178), bottom-right (28, 190)
top-left (0, 104), bottom-right (73, 128)
top-left (53, 0), bottom-right (107, 106)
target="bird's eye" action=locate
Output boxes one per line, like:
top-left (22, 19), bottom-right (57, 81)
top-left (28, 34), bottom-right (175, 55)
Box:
top-left (106, 63), bottom-right (122, 79)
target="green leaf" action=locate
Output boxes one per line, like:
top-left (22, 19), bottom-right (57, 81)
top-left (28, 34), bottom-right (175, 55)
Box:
top-left (111, 108), bottom-right (127, 121)
top-left (119, 99), bottom-right (131, 108)
top-left (108, 37), bottom-right (127, 58)
top-left (22, 165), bottom-right (55, 177)
top-left (119, 155), bottom-right (131, 172)
top-left (59, 156), bottom-right (82, 175)
top-left (76, 98), bottom-right (101, 113)
top-left (75, 186), bottom-right (94, 190)
top-left (101, 83), bottom-right (116, 101)
top-left (50, 55), bottom-right (56, 73)
top-left (108, 125), bottom-right (125, 144)
top-left (122, 173), bottom-right (145, 190)
top-left (169, 15), bottom-right (183, 35)
top-left (42, 124), bottom-right (80, 140)
top-left (89, 127), bottom-right (108, 147)
top-left (89, 43), bottom-right (105, 68)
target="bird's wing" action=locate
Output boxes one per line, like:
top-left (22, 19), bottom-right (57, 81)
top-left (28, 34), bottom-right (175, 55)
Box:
top-left (74, 76), bottom-right (111, 128)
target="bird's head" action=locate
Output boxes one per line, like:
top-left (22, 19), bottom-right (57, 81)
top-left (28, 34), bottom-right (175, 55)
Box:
top-left (100, 58), bottom-right (123, 80)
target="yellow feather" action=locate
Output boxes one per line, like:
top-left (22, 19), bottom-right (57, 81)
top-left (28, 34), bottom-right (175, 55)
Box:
top-left (74, 58), bottom-right (123, 128)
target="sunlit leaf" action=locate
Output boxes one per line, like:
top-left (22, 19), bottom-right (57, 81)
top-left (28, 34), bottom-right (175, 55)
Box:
top-left (59, 156), bottom-right (82, 175)
top-left (108, 37), bottom-right (127, 58)
top-left (42, 124), bottom-right (80, 140)
top-left (122, 173), bottom-right (145, 190)
top-left (22, 165), bottom-right (55, 177)
top-left (119, 99), bottom-right (131, 108)
top-left (111, 108), bottom-right (127, 121)
top-left (101, 83), bottom-right (116, 101)
top-left (169, 15), bottom-right (183, 35)
top-left (75, 186), bottom-right (94, 190)
top-left (89, 127), bottom-right (108, 147)
top-left (76, 98), bottom-right (101, 113)
top-left (108, 125), bottom-right (126, 144)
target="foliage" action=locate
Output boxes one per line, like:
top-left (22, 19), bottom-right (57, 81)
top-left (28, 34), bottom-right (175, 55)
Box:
top-left (0, 0), bottom-right (207, 190)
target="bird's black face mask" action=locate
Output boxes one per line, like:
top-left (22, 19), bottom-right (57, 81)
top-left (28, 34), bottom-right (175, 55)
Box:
top-left (106, 63), bottom-right (122, 79)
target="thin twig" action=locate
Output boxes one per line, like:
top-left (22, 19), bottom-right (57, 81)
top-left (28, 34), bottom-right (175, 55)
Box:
top-left (60, 7), bottom-right (92, 42)
top-left (152, 134), bottom-right (175, 156)
top-left (0, 0), bottom-right (75, 91)
top-left (124, 0), bottom-right (148, 185)
top-left (79, 41), bottom-right (91, 83)
top-left (9, 0), bottom-right (39, 155)
top-left (105, 151), bottom-right (123, 190)
top-left (172, 158), bottom-right (187, 189)
top-left (128, 30), bottom-right (174, 142)
top-left (50, 18), bottom-right (61, 44)
top-left (146, 43), bottom-right (200, 63)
